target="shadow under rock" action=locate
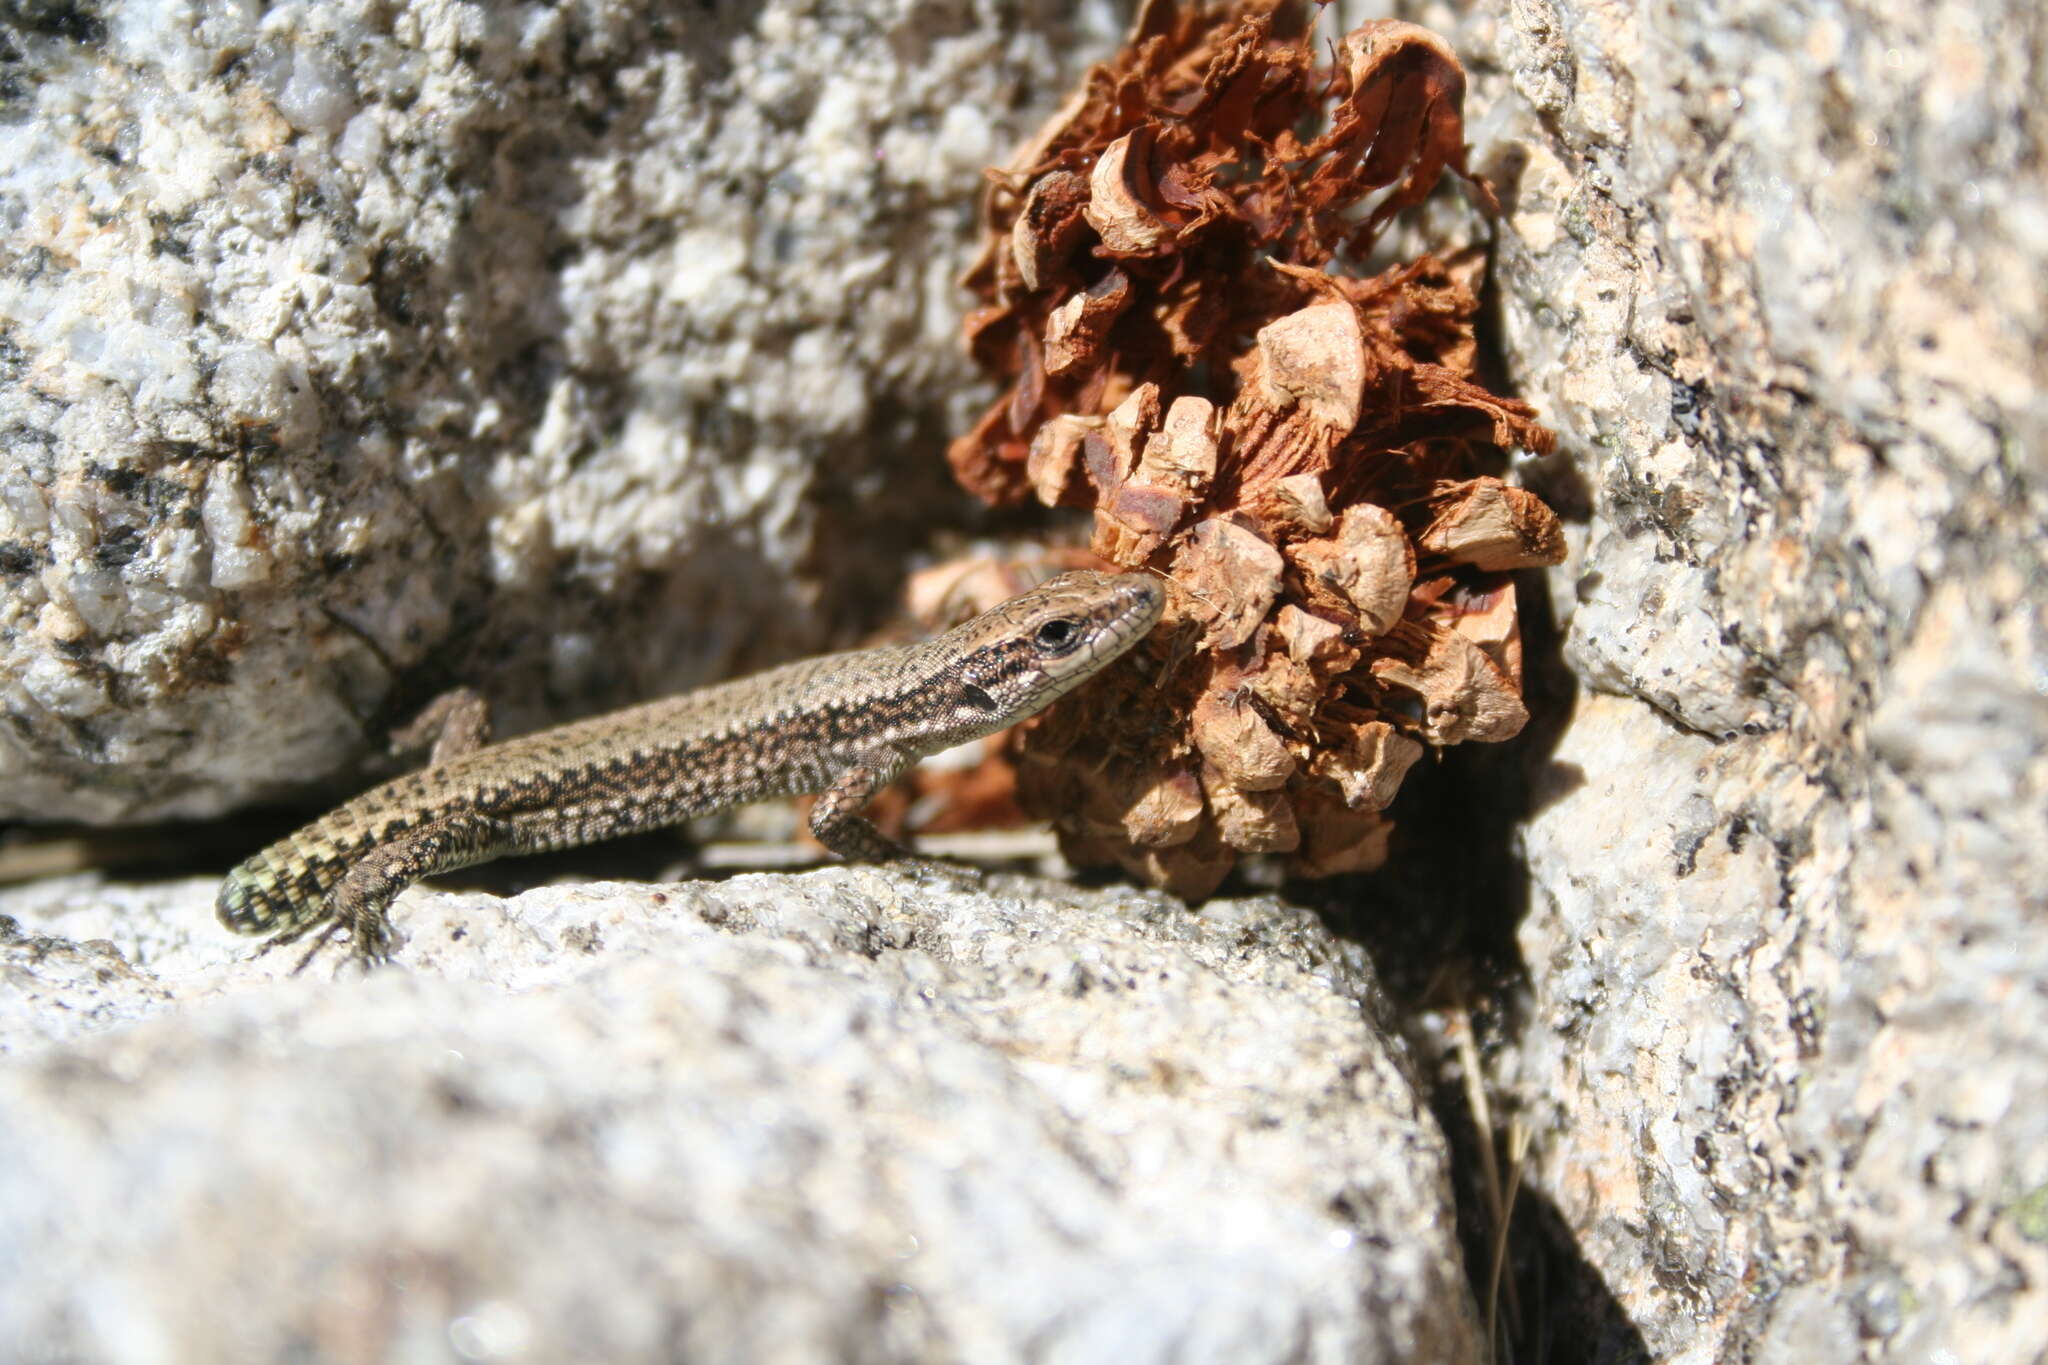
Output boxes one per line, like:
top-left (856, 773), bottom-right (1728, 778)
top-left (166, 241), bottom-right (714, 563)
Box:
top-left (1501, 1187), bottom-right (1656, 1365)
top-left (1289, 562), bottom-right (1578, 1016)
top-left (1287, 562), bottom-right (1644, 1364)
top-left (1435, 1045), bottom-right (1656, 1365)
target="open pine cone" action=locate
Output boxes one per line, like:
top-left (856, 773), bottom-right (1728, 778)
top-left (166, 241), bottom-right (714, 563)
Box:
top-left (944, 0), bottom-right (1565, 896)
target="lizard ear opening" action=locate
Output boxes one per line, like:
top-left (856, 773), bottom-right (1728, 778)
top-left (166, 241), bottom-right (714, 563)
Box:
top-left (958, 681), bottom-right (1002, 713)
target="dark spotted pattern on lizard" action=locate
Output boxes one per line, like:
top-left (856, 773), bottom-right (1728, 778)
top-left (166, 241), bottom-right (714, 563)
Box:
top-left (217, 570), bottom-right (1165, 966)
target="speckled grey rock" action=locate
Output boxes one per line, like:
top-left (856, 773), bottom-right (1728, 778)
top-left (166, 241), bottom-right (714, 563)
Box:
top-left (0, 0), bottom-right (1119, 822)
top-left (0, 868), bottom-right (1479, 1364)
top-left (1370, 0), bottom-right (2048, 1360)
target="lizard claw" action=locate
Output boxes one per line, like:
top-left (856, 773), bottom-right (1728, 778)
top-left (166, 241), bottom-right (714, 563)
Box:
top-left (344, 911), bottom-right (400, 974)
top-left (282, 920), bottom-right (348, 976)
top-left (268, 915), bottom-right (396, 978)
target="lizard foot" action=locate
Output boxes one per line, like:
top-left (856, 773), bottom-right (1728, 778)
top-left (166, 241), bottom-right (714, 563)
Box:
top-left (275, 920), bottom-right (347, 976)
top-left (342, 907), bottom-right (400, 973)
top-left (249, 915), bottom-right (342, 975)
top-left (257, 914), bottom-right (396, 978)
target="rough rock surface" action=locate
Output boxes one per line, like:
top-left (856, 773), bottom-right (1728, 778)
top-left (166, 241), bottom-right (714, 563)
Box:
top-left (0, 868), bottom-right (1478, 1364)
top-left (0, 0), bottom-right (1116, 822)
top-left (1369, 0), bottom-right (2048, 1360)
top-left (9, 1), bottom-right (2045, 1359)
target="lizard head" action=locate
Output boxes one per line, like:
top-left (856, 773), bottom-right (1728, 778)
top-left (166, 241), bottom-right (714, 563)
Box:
top-left (946, 570), bottom-right (1166, 732)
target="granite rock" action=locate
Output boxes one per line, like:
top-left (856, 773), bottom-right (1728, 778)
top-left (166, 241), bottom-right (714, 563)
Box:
top-left (1366, 0), bottom-right (2048, 1359)
top-left (0, 867), bottom-right (1479, 1363)
top-left (0, 0), bottom-right (1118, 822)
top-left (10, 0), bottom-right (2046, 1358)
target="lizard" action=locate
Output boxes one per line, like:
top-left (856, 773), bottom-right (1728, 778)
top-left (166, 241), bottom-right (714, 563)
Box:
top-left (216, 569), bottom-right (1166, 968)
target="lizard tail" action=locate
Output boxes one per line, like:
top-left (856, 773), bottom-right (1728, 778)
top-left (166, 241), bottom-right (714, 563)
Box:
top-left (215, 831), bottom-right (354, 937)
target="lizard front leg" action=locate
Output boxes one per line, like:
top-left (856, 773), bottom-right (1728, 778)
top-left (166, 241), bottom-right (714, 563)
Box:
top-left (808, 749), bottom-right (914, 861)
top-left (810, 749), bottom-right (981, 889)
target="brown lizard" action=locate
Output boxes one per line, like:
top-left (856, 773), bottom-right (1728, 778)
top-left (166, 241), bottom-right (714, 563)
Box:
top-left (216, 570), bottom-right (1165, 966)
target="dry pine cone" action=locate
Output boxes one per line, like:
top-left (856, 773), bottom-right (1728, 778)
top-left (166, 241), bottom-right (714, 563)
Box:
top-left (945, 0), bottom-right (1565, 896)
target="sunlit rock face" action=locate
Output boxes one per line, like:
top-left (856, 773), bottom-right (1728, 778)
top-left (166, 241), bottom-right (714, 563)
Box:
top-left (1382, 0), bottom-right (2048, 1358)
top-left (0, 0), bottom-right (1116, 821)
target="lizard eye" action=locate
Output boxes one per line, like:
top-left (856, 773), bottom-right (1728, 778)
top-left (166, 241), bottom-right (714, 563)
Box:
top-left (1034, 617), bottom-right (1082, 654)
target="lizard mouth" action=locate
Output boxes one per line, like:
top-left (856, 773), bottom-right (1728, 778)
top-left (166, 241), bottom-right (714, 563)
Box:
top-left (1076, 571), bottom-right (1168, 669)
